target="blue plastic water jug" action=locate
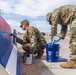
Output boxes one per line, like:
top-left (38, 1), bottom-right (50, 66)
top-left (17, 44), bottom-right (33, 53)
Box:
top-left (46, 44), bottom-right (60, 62)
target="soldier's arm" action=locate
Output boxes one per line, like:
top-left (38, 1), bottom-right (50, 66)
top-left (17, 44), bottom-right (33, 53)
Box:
top-left (59, 25), bottom-right (67, 39)
top-left (16, 38), bottom-right (24, 45)
top-left (16, 35), bottom-right (27, 45)
top-left (51, 24), bottom-right (57, 36)
top-left (50, 9), bottom-right (59, 36)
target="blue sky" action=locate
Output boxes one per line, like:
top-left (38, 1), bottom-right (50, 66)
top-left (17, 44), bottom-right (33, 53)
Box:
top-left (0, 0), bottom-right (76, 33)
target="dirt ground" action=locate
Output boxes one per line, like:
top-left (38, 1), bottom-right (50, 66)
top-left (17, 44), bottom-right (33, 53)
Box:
top-left (17, 35), bottom-right (50, 75)
top-left (18, 36), bottom-right (66, 75)
top-left (18, 36), bottom-right (76, 75)
top-left (19, 50), bottom-right (48, 75)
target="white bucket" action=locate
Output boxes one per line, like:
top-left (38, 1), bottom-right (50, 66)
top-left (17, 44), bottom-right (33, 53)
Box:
top-left (25, 54), bottom-right (32, 64)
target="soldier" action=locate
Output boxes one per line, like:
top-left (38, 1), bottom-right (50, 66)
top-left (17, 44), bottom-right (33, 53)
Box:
top-left (46, 5), bottom-right (76, 68)
top-left (13, 19), bottom-right (47, 59)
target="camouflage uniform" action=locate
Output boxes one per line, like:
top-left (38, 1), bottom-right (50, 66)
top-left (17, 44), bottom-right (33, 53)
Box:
top-left (46, 5), bottom-right (76, 61)
top-left (16, 26), bottom-right (47, 55)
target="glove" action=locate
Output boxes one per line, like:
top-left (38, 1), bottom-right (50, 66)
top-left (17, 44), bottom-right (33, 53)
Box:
top-left (53, 38), bottom-right (60, 43)
top-left (13, 34), bottom-right (18, 39)
top-left (48, 38), bottom-right (53, 43)
top-left (48, 38), bottom-right (53, 47)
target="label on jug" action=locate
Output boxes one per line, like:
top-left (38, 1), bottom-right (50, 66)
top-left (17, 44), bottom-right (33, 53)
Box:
top-left (48, 51), bottom-right (52, 62)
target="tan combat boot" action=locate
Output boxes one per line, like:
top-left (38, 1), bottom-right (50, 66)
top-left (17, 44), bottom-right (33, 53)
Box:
top-left (35, 50), bottom-right (44, 59)
top-left (60, 59), bottom-right (76, 68)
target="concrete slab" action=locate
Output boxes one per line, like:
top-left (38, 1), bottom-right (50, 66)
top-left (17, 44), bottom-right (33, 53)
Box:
top-left (41, 36), bottom-right (76, 75)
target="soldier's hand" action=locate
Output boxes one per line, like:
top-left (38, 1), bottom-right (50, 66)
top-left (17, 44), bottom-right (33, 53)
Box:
top-left (48, 35), bottom-right (54, 43)
top-left (50, 35), bottom-right (54, 39)
top-left (48, 38), bottom-right (53, 47)
top-left (53, 38), bottom-right (61, 43)
top-left (13, 33), bottom-right (18, 39)
top-left (48, 38), bottom-right (53, 43)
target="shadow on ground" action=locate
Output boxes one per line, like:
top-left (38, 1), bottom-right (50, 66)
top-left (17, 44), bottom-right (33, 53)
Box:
top-left (58, 57), bottom-right (67, 62)
top-left (19, 52), bottom-right (55, 75)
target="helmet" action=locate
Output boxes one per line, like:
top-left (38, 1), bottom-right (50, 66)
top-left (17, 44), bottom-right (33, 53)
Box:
top-left (46, 12), bottom-right (52, 22)
top-left (20, 19), bottom-right (29, 27)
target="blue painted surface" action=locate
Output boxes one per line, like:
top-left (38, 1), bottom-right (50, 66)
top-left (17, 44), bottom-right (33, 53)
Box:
top-left (0, 30), bottom-right (20, 75)
top-left (16, 50), bottom-right (20, 75)
top-left (0, 16), bottom-right (20, 75)
top-left (0, 31), bottom-right (13, 67)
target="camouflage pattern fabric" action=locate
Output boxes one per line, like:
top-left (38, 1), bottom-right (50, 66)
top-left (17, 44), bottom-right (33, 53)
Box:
top-left (48, 5), bottom-right (76, 39)
top-left (69, 18), bottom-right (76, 60)
top-left (16, 26), bottom-right (47, 54)
top-left (47, 5), bottom-right (76, 60)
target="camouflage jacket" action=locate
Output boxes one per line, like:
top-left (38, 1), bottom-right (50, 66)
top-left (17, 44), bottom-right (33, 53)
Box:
top-left (50, 5), bottom-right (76, 39)
top-left (16, 26), bottom-right (47, 46)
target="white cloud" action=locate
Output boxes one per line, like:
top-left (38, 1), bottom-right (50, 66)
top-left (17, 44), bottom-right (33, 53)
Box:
top-left (5, 19), bottom-right (51, 32)
top-left (31, 20), bottom-right (50, 32)
top-left (0, 0), bottom-right (76, 18)
top-left (0, 1), bottom-right (13, 13)
top-left (0, 0), bottom-right (76, 32)
top-left (6, 19), bottom-right (27, 33)
top-left (6, 20), bottom-right (20, 27)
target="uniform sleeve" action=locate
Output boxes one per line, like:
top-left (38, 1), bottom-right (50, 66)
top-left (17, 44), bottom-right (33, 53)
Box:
top-left (51, 24), bottom-right (57, 36)
top-left (23, 34), bottom-right (29, 43)
top-left (16, 34), bottom-right (27, 45)
top-left (59, 25), bottom-right (67, 39)
top-left (16, 38), bottom-right (24, 45)
top-left (50, 9), bottom-right (59, 36)
top-left (50, 16), bottom-right (58, 36)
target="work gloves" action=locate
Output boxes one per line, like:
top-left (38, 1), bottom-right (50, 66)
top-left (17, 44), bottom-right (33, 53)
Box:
top-left (12, 34), bottom-right (18, 39)
top-left (48, 38), bottom-right (60, 44)
top-left (53, 38), bottom-right (61, 43)
top-left (48, 38), bottom-right (60, 47)
top-left (48, 38), bottom-right (53, 43)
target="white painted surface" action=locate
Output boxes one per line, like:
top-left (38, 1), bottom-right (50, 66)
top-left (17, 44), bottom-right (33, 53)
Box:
top-left (6, 45), bottom-right (17, 75)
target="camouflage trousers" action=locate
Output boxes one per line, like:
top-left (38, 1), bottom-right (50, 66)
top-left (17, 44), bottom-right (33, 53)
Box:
top-left (22, 42), bottom-right (45, 54)
top-left (69, 18), bottom-right (76, 60)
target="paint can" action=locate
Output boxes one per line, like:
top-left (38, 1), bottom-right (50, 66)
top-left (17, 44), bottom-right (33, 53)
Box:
top-left (24, 53), bottom-right (32, 64)
top-left (23, 52), bottom-right (32, 64)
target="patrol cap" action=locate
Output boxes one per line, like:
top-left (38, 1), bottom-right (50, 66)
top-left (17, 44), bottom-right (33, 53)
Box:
top-left (20, 19), bottom-right (29, 27)
top-left (46, 12), bottom-right (52, 22)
